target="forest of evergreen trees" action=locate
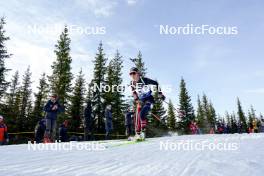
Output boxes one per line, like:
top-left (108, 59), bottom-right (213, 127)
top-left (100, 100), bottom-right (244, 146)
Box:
top-left (0, 17), bottom-right (263, 143)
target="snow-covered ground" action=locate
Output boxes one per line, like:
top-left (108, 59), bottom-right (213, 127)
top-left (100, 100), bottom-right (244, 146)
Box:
top-left (1, 133), bottom-right (264, 176)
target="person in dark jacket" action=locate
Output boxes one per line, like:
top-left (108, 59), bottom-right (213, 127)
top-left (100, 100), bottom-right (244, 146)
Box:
top-left (125, 108), bottom-right (134, 138)
top-left (59, 120), bottom-right (69, 142)
top-left (35, 119), bottom-right (46, 143)
top-left (0, 115), bottom-right (9, 145)
top-left (84, 100), bottom-right (94, 141)
top-left (105, 105), bottom-right (113, 140)
top-left (43, 94), bottom-right (64, 142)
top-left (260, 118), bottom-right (264, 133)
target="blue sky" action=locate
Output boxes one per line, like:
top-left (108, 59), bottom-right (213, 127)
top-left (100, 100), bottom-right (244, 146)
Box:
top-left (0, 0), bottom-right (263, 116)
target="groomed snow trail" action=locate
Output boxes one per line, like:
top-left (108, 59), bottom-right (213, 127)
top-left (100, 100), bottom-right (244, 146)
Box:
top-left (0, 134), bottom-right (263, 176)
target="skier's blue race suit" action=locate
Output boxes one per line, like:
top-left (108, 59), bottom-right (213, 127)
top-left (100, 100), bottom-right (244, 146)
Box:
top-left (130, 77), bottom-right (164, 129)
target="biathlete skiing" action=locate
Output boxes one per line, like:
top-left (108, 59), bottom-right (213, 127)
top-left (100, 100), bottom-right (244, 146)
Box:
top-left (129, 67), bottom-right (165, 141)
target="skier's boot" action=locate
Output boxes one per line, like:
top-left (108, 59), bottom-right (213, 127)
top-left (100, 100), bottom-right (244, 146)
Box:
top-left (128, 136), bottom-right (133, 141)
top-left (134, 132), bottom-right (142, 141)
top-left (139, 128), bottom-right (146, 141)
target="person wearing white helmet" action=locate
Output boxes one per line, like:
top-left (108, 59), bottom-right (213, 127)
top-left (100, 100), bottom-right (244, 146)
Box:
top-left (0, 115), bottom-right (9, 145)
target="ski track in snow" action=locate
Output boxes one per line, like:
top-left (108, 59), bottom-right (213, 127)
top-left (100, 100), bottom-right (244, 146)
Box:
top-left (0, 134), bottom-right (264, 176)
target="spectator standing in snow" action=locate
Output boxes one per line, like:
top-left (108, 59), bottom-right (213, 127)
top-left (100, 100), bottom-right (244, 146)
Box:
top-left (105, 105), bottom-right (113, 140)
top-left (189, 121), bottom-right (198, 134)
top-left (43, 94), bottom-right (64, 142)
top-left (209, 125), bottom-right (215, 134)
top-left (248, 122), bottom-right (253, 133)
top-left (260, 119), bottom-right (264, 133)
top-left (125, 107), bottom-right (134, 138)
top-left (0, 115), bottom-right (9, 145)
top-left (59, 120), bottom-right (69, 142)
top-left (34, 119), bottom-right (46, 143)
top-left (84, 100), bottom-right (94, 141)
top-left (225, 124), bottom-right (231, 134)
top-left (217, 122), bottom-right (224, 134)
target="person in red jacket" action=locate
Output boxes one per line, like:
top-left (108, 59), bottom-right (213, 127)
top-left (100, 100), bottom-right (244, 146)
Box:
top-left (0, 115), bottom-right (9, 145)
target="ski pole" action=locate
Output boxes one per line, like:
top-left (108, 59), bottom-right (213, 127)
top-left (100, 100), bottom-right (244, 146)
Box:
top-left (151, 112), bottom-right (161, 121)
top-left (163, 100), bottom-right (180, 112)
top-left (151, 112), bottom-right (166, 125)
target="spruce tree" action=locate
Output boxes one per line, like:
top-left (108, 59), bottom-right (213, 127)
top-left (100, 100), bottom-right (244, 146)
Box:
top-left (104, 60), bottom-right (115, 105)
top-left (202, 94), bottom-right (210, 132)
top-left (208, 101), bottom-right (216, 129)
top-left (86, 83), bottom-right (93, 101)
top-left (90, 42), bottom-right (108, 133)
top-left (2, 71), bottom-right (19, 131)
top-left (247, 110), bottom-right (253, 127)
top-left (230, 112), bottom-right (238, 133)
top-left (167, 99), bottom-right (176, 130)
top-left (130, 51), bottom-right (147, 77)
top-left (26, 98), bottom-right (34, 130)
top-left (200, 94), bottom-right (216, 133)
top-left (18, 66), bottom-right (32, 131)
top-left (6, 71), bottom-right (19, 108)
top-left (32, 73), bottom-right (49, 122)
top-left (69, 69), bottom-right (86, 131)
top-left (0, 17), bottom-right (11, 99)
top-left (225, 111), bottom-right (231, 128)
top-left (105, 50), bottom-right (125, 134)
top-left (151, 89), bottom-right (166, 128)
top-left (247, 105), bottom-right (256, 130)
top-left (49, 26), bottom-right (72, 122)
top-left (237, 98), bottom-right (247, 132)
top-left (196, 95), bottom-right (206, 132)
top-left (177, 78), bottom-right (195, 134)
top-left (249, 105), bottom-right (256, 120)
top-left (12, 87), bottom-right (22, 131)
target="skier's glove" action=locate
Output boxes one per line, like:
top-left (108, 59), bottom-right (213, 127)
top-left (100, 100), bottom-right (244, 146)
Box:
top-left (158, 92), bottom-right (166, 101)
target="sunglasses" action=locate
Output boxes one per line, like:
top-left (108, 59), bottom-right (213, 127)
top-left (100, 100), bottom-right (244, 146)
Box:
top-left (129, 72), bottom-right (137, 75)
